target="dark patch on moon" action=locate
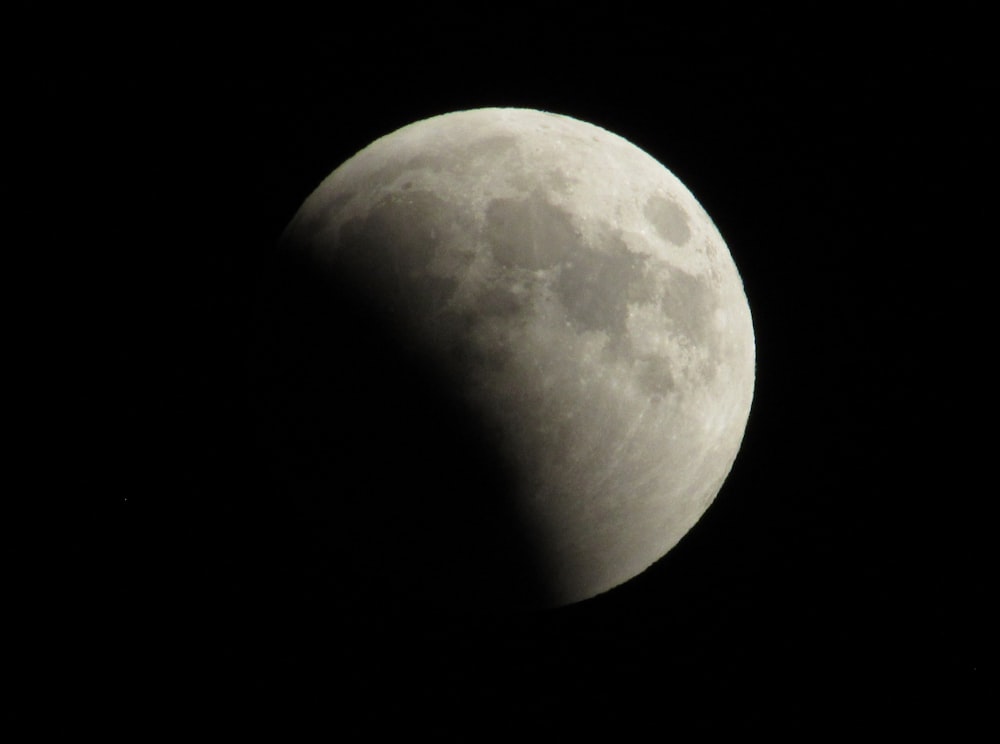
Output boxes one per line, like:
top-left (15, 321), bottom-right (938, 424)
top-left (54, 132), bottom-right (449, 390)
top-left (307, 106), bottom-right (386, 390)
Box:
top-left (635, 355), bottom-right (676, 398)
top-left (637, 357), bottom-right (675, 399)
top-left (660, 268), bottom-right (717, 352)
top-left (484, 194), bottom-right (578, 270)
top-left (554, 233), bottom-right (647, 341)
top-left (408, 274), bottom-right (459, 320)
top-left (440, 311), bottom-right (517, 378)
top-left (334, 189), bottom-right (464, 322)
top-left (644, 194), bottom-right (691, 245)
top-left (478, 286), bottom-right (526, 317)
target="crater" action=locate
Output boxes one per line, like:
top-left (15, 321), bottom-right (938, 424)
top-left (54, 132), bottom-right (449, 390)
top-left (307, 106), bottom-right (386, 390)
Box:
top-left (644, 194), bottom-right (691, 245)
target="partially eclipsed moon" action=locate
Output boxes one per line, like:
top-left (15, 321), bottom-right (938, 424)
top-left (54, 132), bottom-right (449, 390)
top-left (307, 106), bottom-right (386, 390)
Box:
top-left (278, 108), bottom-right (755, 608)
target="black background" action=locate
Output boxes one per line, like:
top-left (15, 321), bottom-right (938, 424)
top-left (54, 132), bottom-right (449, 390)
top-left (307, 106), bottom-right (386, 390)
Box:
top-left (10, 3), bottom-right (991, 737)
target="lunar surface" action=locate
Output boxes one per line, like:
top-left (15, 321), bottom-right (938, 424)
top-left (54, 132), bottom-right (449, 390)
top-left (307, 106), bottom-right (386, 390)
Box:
top-left (276, 108), bottom-right (754, 608)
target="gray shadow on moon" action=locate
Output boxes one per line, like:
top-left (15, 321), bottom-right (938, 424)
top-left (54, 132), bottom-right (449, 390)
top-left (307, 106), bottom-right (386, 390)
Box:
top-left (247, 244), bottom-right (556, 617)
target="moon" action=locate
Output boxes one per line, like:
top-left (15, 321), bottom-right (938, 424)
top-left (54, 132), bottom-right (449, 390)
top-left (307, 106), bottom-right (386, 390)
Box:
top-left (274, 108), bottom-right (754, 609)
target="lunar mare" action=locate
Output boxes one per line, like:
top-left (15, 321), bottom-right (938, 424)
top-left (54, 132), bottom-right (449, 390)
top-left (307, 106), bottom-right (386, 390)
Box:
top-left (281, 108), bottom-right (754, 607)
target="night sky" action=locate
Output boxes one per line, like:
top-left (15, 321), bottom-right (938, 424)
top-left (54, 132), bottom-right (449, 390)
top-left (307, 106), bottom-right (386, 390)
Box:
top-left (13, 5), bottom-right (990, 737)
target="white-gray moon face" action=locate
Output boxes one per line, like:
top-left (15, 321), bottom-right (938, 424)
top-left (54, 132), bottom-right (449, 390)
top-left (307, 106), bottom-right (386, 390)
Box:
top-left (282, 108), bottom-right (755, 607)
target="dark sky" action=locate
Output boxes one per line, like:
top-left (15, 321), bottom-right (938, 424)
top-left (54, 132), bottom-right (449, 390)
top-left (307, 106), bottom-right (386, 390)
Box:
top-left (13, 5), bottom-right (991, 737)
